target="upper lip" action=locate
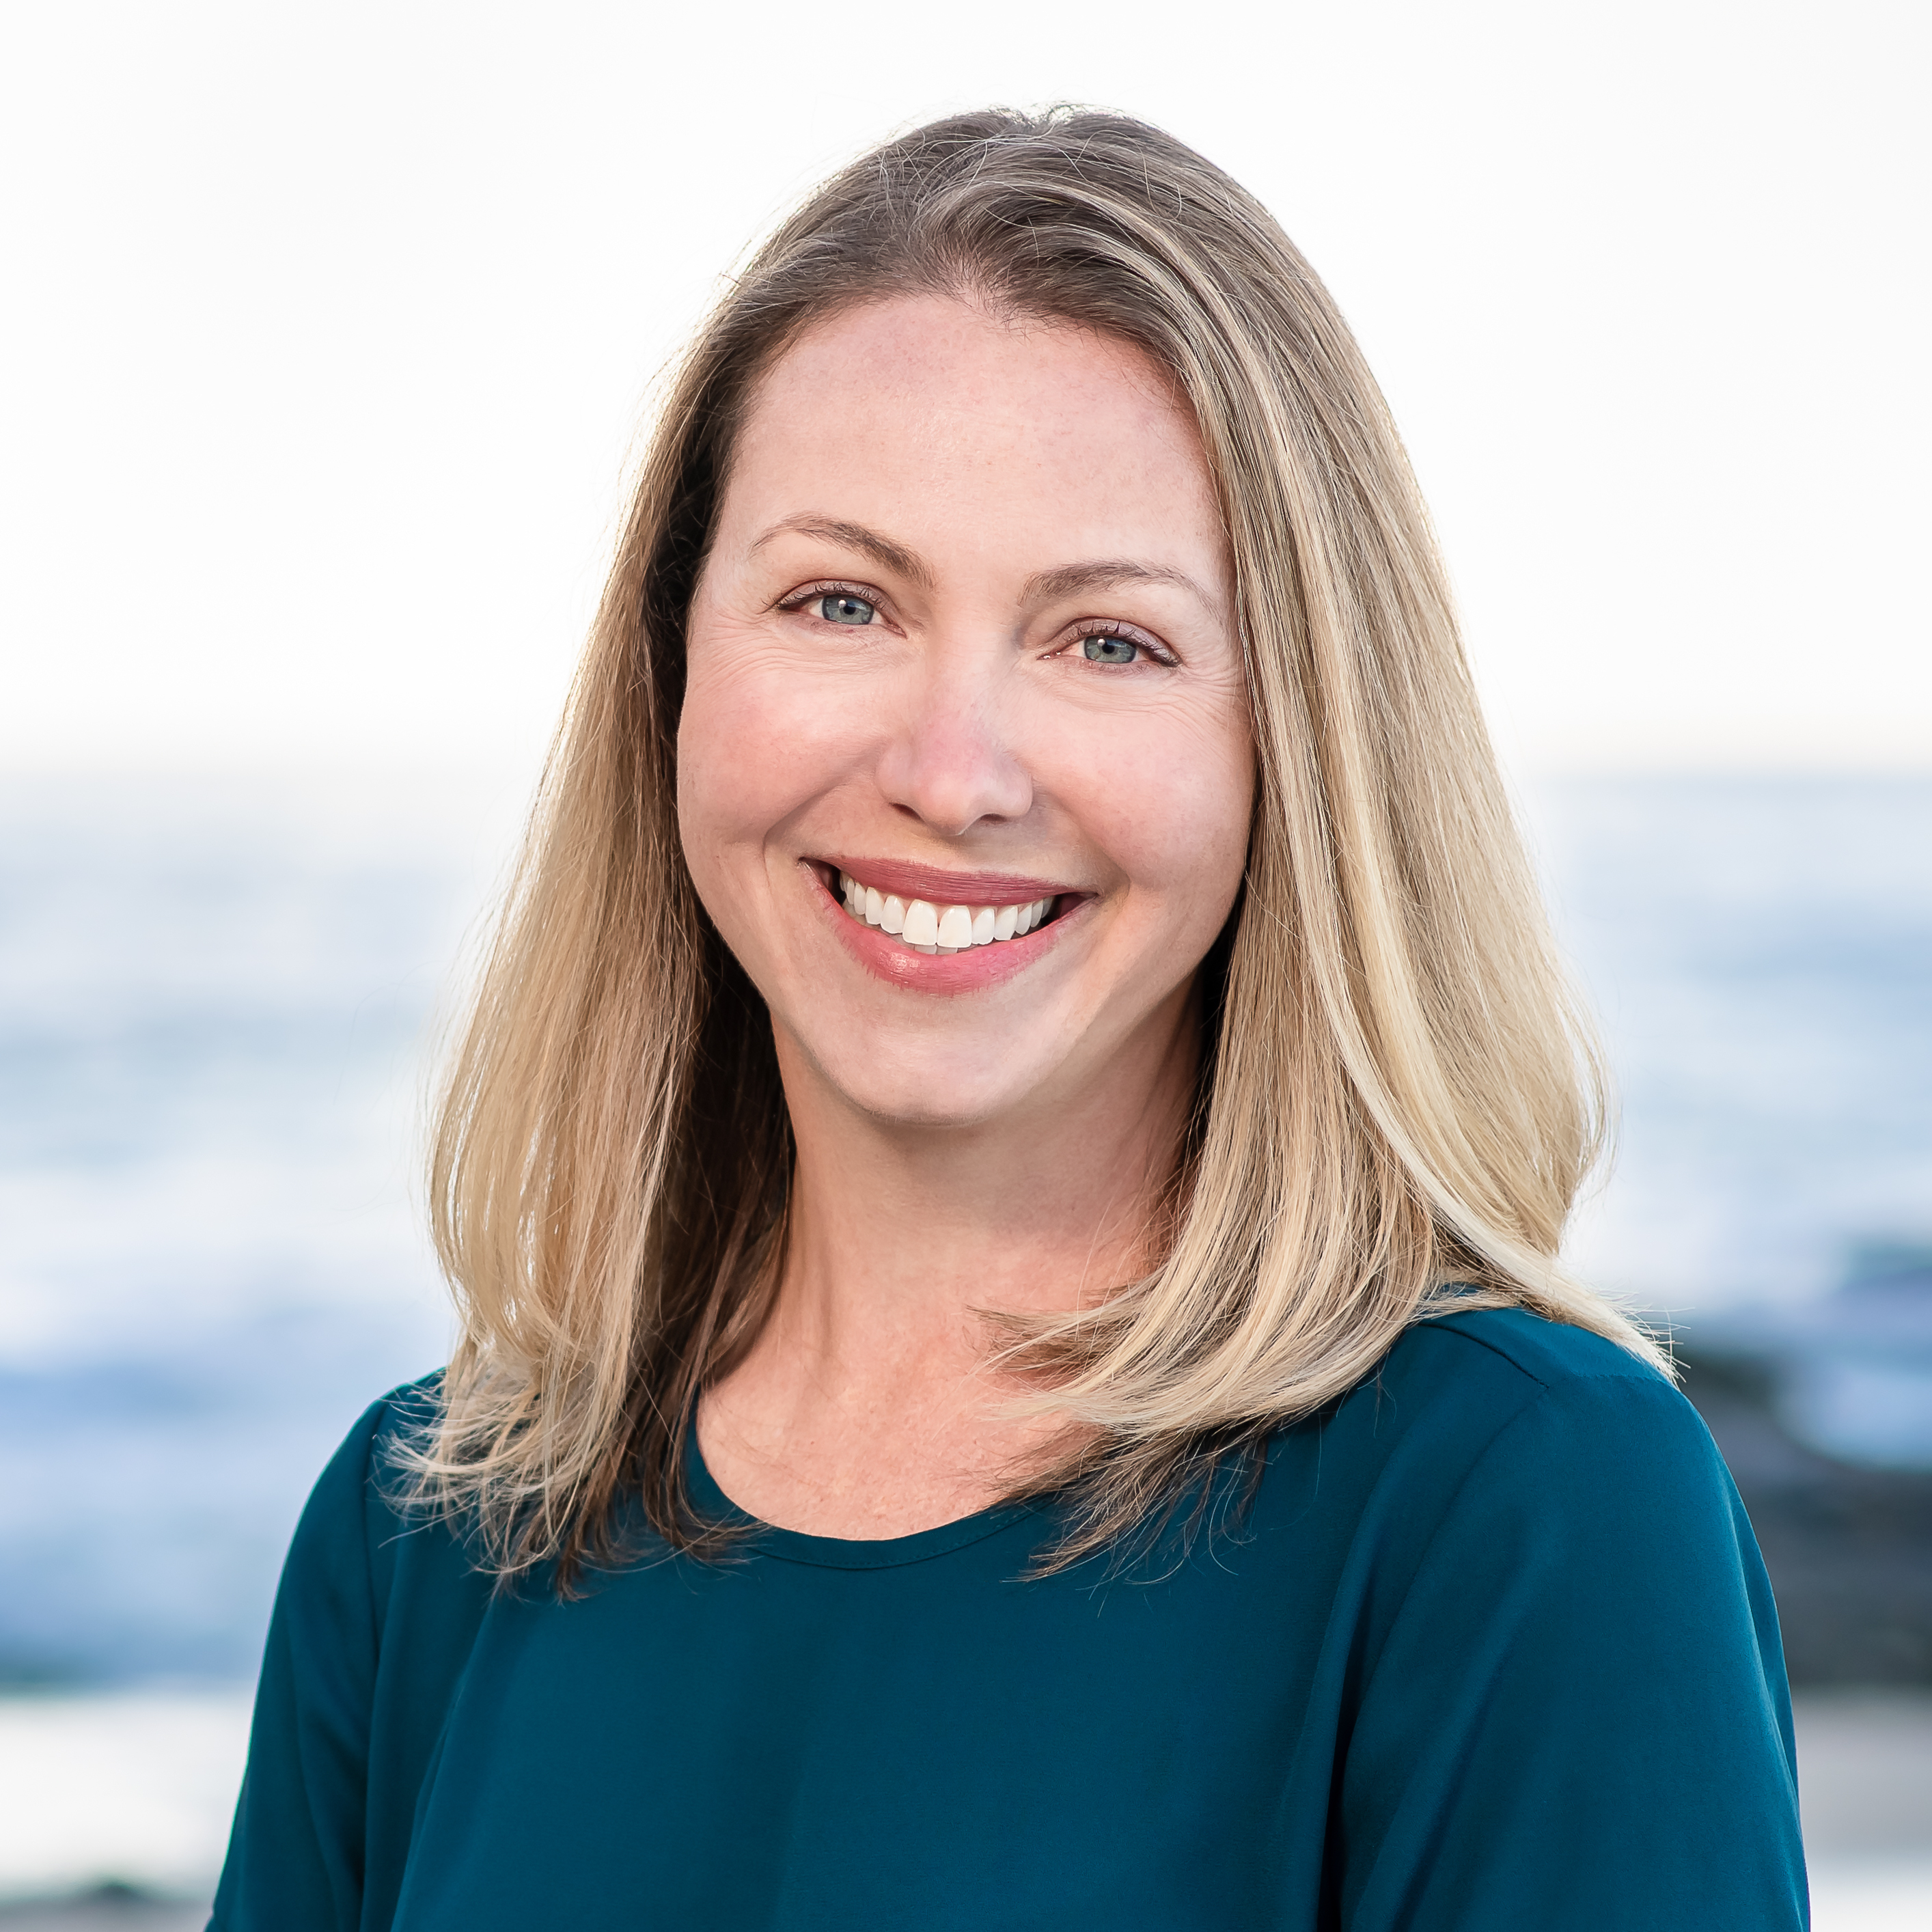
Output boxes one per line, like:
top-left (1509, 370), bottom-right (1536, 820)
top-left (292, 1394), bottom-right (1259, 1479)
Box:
top-left (814, 856), bottom-right (1081, 905)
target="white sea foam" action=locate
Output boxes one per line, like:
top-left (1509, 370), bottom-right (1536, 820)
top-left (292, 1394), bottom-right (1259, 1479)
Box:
top-left (0, 1689), bottom-right (251, 1901)
top-left (1810, 1862), bottom-right (1932, 1932)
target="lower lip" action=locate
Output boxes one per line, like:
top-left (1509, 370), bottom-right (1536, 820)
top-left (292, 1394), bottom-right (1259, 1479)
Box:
top-left (814, 871), bottom-right (1079, 994)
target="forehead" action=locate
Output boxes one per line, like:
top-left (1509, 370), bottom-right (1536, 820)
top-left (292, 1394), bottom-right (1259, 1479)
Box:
top-left (749, 296), bottom-right (1188, 437)
top-left (722, 296), bottom-right (1225, 572)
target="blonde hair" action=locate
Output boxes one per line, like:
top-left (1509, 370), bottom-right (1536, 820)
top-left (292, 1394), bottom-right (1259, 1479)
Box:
top-left (407, 106), bottom-right (1661, 1582)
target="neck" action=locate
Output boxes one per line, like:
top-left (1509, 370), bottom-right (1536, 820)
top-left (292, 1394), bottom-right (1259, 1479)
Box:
top-left (698, 982), bottom-right (1199, 1534)
top-left (780, 981), bottom-right (1196, 1365)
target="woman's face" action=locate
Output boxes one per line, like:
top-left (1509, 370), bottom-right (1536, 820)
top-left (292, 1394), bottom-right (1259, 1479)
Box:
top-left (680, 296), bottom-right (1253, 1129)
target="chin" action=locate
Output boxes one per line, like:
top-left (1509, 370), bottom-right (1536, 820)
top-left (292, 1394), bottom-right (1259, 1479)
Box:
top-left (801, 1038), bottom-right (1042, 1131)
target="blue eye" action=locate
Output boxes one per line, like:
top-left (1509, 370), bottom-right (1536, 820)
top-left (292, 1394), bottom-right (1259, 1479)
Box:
top-left (819, 593), bottom-right (875, 625)
top-left (1082, 634), bottom-right (1139, 664)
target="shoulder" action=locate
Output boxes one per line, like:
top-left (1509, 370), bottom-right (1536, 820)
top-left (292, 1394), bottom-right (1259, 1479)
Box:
top-left (1368, 1303), bottom-right (1698, 1461)
top-left (1383, 1301), bottom-right (1672, 1394)
top-left (1244, 1309), bottom-right (1778, 1704)
top-left (1252, 1307), bottom-right (1730, 1560)
top-left (1351, 1308), bottom-right (1742, 1571)
top-left (298, 1371), bottom-right (445, 1534)
top-left (285, 1371), bottom-right (477, 1617)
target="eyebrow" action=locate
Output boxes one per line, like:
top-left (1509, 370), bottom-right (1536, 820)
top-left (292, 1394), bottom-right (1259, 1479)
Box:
top-left (749, 515), bottom-right (936, 590)
top-left (749, 515), bottom-right (1215, 611)
top-left (1020, 558), bottom-right (1213, 607)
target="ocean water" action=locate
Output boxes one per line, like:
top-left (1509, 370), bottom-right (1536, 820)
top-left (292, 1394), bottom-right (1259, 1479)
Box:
top-left (1534, 777), bottom-right (1932, 1314)
top-left (0, 771), bottom-right (1928, 1693)
top-left (0, 773), bottom-right (516, 1689)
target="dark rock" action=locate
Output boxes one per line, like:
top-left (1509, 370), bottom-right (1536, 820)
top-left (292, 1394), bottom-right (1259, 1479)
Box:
top-left (1679, 1347), bottom-right (1932, 1686)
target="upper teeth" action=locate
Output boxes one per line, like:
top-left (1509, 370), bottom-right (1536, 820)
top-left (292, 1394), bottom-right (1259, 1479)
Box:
top-left (838, 871), bottom-right (1057, 954)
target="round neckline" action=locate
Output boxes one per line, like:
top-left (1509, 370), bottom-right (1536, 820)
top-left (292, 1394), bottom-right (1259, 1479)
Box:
top-left (686, 1420), bottom-right (1039, 1571)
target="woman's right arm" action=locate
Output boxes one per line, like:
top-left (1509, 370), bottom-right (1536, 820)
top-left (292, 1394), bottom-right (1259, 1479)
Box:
top-left (210, 1398), bottom-right (391, 1931)
top-left (211, 1381), bottom-right (493, 1931)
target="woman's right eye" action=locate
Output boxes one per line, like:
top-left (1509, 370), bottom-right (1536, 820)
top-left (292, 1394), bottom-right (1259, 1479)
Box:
top-left (817, 592), bottom-right (875, 626)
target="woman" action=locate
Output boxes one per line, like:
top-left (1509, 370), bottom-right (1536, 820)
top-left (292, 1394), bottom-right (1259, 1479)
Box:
top-left (214, 109), bottom-right (1806, 1929)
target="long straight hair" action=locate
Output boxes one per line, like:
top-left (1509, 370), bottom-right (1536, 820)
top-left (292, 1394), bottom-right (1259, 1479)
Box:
top-left (404, 106), bottom-right (1660, 1582)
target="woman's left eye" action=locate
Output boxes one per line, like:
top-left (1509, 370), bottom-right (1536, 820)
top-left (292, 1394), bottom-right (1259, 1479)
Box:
top-left (1081, 634), bottom-right (1141, 664)
top-left (818, 592), bottom-right (875, 625)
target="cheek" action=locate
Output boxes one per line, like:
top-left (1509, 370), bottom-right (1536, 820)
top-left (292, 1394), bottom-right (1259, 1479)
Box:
top-left (676, 636), bottom-right (840, 870)
top-left (1053, 700), bottom-right (1254, 924)
top-left (675, 667), bottom-right (747, 877)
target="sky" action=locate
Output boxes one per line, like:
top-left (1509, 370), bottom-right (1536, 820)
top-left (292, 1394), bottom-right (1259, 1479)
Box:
top-left (1, 0), bottom-right (1926, 782)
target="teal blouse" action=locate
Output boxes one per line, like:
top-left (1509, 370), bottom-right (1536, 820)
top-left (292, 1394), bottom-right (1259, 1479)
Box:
top-left (211, 1309), bottom-right (1808, 1929)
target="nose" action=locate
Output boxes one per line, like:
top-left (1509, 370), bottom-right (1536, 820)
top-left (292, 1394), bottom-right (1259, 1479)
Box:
top-left (873, 658), bottom-right (1034, 838)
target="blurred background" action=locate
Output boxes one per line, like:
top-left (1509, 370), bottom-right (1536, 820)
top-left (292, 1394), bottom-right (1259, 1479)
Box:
top-left (1, 1), bottom-right (1927, 1924)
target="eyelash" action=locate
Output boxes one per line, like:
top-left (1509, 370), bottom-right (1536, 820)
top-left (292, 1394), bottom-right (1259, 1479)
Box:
top-left (775, 581), bottom-right (1180, 667)
top-left (773, 579), bottom-right (881, 617)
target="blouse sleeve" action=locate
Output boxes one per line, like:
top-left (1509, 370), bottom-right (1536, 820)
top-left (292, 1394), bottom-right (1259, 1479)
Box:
top-left (208, 1397), bottom-right (391, 1932)
top-left (1334, 1368), bottom-right (1808, 1931)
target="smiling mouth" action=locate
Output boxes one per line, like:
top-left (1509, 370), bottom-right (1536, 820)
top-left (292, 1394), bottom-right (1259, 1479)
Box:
top-left (828, 868), bottom-right (1063, 956)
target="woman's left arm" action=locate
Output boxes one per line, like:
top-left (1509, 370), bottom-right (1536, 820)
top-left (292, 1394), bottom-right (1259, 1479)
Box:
top-left (1334, 1366), bottom-right (1808, 1931)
